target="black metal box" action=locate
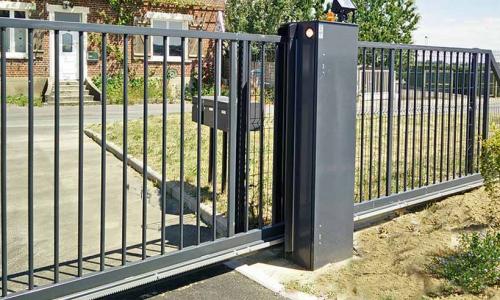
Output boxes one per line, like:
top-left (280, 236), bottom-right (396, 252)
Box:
top-left (192, 95), bottom-right (262, 132)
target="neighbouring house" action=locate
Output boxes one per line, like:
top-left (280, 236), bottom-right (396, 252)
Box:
top-left (1, 0), bottom-right (225, 103)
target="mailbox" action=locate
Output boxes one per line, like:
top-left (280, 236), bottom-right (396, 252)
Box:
top-left (192, 95), bottom-right (262, 132)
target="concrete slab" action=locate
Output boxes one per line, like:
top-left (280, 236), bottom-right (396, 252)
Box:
top-left (223, 246), bottom-right (353, 300)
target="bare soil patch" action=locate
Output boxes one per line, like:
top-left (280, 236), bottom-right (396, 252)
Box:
top-left (286, 187), bottom-right (500, 299)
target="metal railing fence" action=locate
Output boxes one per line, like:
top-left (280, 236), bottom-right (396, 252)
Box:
top-left (0, 17), bottom-right (282, 299)
top-left (354, 42), bottom-right (494, 210)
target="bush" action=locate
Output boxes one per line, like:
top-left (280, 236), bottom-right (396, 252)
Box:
top-left (7, 95), bottom-right (43, 107)
top-left (429, 232), bottom-right (500, 294)
top-left (481, 126), bottom-right (500, 198)
top-left (93, 73), bottom-right (179, 105)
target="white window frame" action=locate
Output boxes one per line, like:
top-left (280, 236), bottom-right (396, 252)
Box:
top-left (146, 12), bottom-right (192, 63)
top-left (0, 1), bottom-right (36, 59)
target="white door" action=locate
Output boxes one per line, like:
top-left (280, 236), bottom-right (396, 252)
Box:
top-left (54, 12), bottom-right (81, 80)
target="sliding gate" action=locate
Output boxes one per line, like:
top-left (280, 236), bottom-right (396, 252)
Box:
top-left (353, 42), bottom-right (499, 223)
top-left (0, 18), bottom-right (283, 299)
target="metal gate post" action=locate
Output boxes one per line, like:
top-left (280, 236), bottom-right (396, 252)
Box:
top-left (235, 41), bottom-right (249, 233)
top-left (272, 36), bottom-right (286, 225)
top-left (278, 21), bottom-right (358, 270)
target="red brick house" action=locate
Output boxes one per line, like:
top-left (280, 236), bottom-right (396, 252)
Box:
top-left (1, 0), bottom-right (225, 102)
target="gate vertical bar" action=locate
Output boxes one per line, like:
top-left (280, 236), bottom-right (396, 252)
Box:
top-left (161, 35), bottom-right (167, 254)
top-left (235, 41), bottom-right (249, 233)
top-left (122, 34), bottom-right (128, 266)
top-left (179, 37), bottom-right (186, 248)
top-left (227, 41), bottom-right (237, 237)
top-left (258, 42), bottom-right (265, 227)
top-left (27, 28), bottom-right (34, 289)
top-left (411, 50), bottom-right (418, 189)
top-left (78, 30), bottom-right (84, 277)
top-left (482, 52), bottom-right (491, 139)
top-left (369, 49), bottom-right (375, 198)
top-left (359, 48), bottom-right (366, 201)
top-left (439, 52), bottom-right (446, 182)
top-left (433, 52), bottom-right (439, 184)
top-left (396, 49), bottom-right (402, 193)
top-left (386, 49), bottom-right (394, 196)
top-left (244, 42), bottom-right (251, 231)
top-left (453, 52), bottom-right (459, 179)
top-left (142, 35), bottom-right (148, 259)
top-left (426, 51), bottom-right (433, 185)
top-left (378, 49), bottom-right (384, 198)
top-left (1, 26), bottom-right (7, 297)
top-left (403, 49), bottom-right (410, 191)
top-left (459, 53), bottom-right (466, 177)
top-left (212, 39), bottom-right (220, 240)
top-left (419, 50), bottom-right (425, 187)
top-left (100, 32), bottom-right (107, 272)
top-left (196, 38), bottom-right (202, 243)
top-left (54, 29), bottom-right (60, 282)
top-left (476, 53), bottom-right (483, 171)
top-left (466, 53), bottom-right (478, 174)
top-left (446, 52), bottom-right (453, 180)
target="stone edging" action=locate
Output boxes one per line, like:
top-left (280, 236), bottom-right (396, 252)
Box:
top-left (84, 128), bottom-right (228, 236)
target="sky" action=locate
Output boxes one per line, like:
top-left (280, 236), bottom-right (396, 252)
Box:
top-left (413, 0), bottom-right (500, 51)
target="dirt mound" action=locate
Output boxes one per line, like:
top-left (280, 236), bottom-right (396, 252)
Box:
top-left (305, 187), bottom-right (500, 300)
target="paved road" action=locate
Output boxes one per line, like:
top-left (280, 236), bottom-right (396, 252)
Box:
top-left (103, 264), bottom-right (283, 300)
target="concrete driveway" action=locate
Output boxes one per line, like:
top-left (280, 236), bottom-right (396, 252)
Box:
top-left (0, 103), bottom-right (205, 295)
top-left (104, 264), bottom-right (283, 300)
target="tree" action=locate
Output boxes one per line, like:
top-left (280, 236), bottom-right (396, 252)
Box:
top-left (349, 0), bottom-right (420, 44)
top-left (227, 0), bottom-right (420, 44)
top-left (225, 0), bottom-right (324, 35)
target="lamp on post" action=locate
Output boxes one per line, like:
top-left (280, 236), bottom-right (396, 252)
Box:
top-left (62, 0), bottom-right (74, 9)
top-left (331, 0), bottom-right (357, 23)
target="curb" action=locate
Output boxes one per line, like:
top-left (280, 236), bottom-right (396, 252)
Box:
top-left (224, 259), bottom-right (320, 300)
top-left (84, 128), bottom-right (228, 236)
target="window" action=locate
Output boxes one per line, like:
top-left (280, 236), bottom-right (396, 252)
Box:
top-left (0, 2), bottom-right (34, 59)
top-left (62, 33), bottom-right (73, 52)
top-left (148, 13), bottom-right (191, 62)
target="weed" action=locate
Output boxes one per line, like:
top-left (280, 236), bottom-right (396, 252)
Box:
top-left (7, 95), bottom-right (43, 107)
top-left (429, 231), bottom-right (500, 294)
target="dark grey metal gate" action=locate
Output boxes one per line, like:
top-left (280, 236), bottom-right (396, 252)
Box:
top-left (0, 18), bottom-right (284, 299)
top-left (1, 16), bottom-right (500, 299)
top-left (353, 42), bottom-right (500, 225)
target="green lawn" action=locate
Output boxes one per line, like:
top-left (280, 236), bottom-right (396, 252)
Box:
top-left (90, 106), bottom-right (495, 216)
top-left (89, 112), bottom-right (275, 227)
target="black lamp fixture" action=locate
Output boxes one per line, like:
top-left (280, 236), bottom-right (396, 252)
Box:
top-left (62, 0), bottom-right (74, 9)
top-left (331, 0), bottom-right (357, 23)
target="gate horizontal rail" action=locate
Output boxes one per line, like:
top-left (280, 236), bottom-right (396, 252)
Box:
top-left (354, 41), bottom-right (499, 216)
top-left (0, 18), bottom-right (283, 298)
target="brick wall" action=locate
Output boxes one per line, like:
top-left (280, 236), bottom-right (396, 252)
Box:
top-left (5, 0), bottom-right (225, 83)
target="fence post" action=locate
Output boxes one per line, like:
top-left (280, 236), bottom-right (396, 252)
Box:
top-left (466, 53), bottom-right (478, 174)
top-left (278, 21), bottom-right (358, 270)
top-left (235, 41), bottom-right (249, 233)
top-left (272, 36), bottom-right (286, 226)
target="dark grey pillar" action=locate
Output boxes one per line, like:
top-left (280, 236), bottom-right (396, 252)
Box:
top-left (279, 21), bottom-right (358, 270)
